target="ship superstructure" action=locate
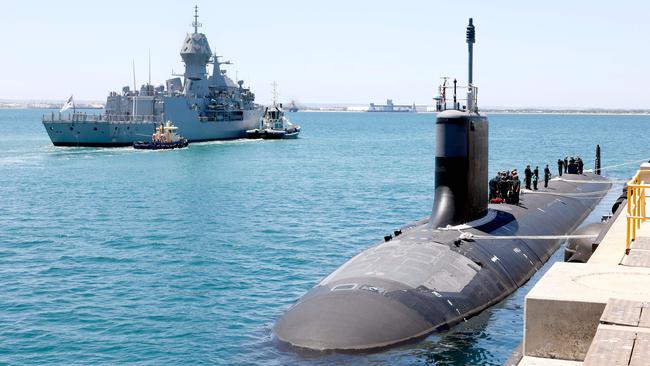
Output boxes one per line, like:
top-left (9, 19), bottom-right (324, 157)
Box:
top-left (42, 6), bottom-right (263, 147)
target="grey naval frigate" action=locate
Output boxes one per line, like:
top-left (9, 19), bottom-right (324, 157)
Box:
top-left (42, 7), bottom-right (263, 147)
top-left (273, 19), bottom-right (612, 351)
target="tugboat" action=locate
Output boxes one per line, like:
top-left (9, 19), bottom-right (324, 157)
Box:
top-left (133, 121), bottom-right (189, 150)
top-left (246, 84), bottom-right (300, 139)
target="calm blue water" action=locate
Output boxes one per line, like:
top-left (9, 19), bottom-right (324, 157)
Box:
top-left (1, 110), bottom-right (648, 365)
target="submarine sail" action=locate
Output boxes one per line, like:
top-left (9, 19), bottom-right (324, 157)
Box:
top-left (273, 19), bottom-right (611, 351)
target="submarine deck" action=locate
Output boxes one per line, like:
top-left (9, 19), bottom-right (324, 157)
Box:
top-left (514, 163), bottom-right (650, 365)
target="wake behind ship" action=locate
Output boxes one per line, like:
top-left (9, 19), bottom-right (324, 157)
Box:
top-left (42, 7), bottom-right (263, 147)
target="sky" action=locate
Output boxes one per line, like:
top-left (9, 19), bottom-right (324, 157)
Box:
top-left (1, 0), bottom-right (649, 108)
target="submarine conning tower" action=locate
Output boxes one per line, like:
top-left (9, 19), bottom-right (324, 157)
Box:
top-left (430, 18), bottom-right (488, 228)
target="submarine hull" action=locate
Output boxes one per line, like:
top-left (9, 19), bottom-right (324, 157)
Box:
top-left (273, 173), bottom-right (611, 350)
top-left (273, 18), bottom-right (610, 352)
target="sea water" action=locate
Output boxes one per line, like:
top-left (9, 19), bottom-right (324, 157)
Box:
top-left (1, 109), bottom-right (648, 365)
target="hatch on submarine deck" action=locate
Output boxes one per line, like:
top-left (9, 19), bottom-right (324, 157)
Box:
top-left (273, 18), bottom-right (612, 351)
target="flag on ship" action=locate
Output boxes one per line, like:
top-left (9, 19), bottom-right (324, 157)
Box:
top-left (60, 95), bottom-right (74, 113)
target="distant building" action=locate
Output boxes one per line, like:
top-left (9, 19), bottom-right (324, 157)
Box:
top-left (368, 99), bottom-right (416, 112)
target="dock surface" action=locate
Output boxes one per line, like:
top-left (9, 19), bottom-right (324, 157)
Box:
top-left (515, 164), bottom-right (650, 365)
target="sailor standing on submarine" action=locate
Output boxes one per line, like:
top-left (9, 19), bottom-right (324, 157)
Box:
top-left (564, 156), bottom-right (569, 173)
top-left (544, 164), bottom-right (551, 188)
top-left (577, 157), bottom-right (584, 174)
top-left (512, 170), bottom-right (521, 204)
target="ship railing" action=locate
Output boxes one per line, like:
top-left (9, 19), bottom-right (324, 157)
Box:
top-left (626, 168), bottom-right (650, 254)
top-left (434, 85), bottom-right (479, 112)
top-left (42, 112), bottom-right (163, 124)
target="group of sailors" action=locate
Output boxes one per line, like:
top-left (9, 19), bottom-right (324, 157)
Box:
top-left (523, 164), bottom-right (552, 190)
top-left (489, 155), bottom-right (587, 205)
top-left (489, 170), bottom-right (521, 204)
top-left (557, 156), bottom-right (584, 176)
top-left (490, 164), bottom-right (553, 204)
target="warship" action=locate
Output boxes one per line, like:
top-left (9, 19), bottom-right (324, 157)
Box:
top-left (42, 6), bottom-right (263, 147)
top-left (273, 19), bottom-right (612, 351)
top-left (287, 101), bottom-right (299, 113)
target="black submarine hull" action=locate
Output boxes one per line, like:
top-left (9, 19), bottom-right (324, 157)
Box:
top-left (274, 20), bottom-right (610, 349)
top-left (273, 172), bottom-right (610, 350)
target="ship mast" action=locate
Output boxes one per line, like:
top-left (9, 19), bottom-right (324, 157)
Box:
top-left (148, 48), bottom-right (151, 94)
top-left (192, 5), bottom-right (201, 34)
top-left (132, 59), bottom-right (137, 118)
top-left (272, 81), bottom-right (278, 107)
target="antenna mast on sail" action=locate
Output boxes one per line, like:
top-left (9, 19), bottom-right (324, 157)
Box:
top-left (466, 18), bottom-right (477, 112)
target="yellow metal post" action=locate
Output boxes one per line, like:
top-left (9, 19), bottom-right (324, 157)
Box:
top-left (627, 185), bottom-right (632, 254)
top-left (641, 188), bottom-right (647, 222)
top-left (627, 221), bottom-right (631, 254)
top-left (634, 187), bottom-right (643, 229)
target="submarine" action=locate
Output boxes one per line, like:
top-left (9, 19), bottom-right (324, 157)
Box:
top-left (273, 19), bottom-right (612, 351)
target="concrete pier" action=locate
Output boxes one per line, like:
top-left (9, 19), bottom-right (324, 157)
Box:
top-left (512, 164), bottom-right (650, 365)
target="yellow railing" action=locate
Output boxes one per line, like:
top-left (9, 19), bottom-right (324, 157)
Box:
top-left (626, 170), bottom-right (648, 254)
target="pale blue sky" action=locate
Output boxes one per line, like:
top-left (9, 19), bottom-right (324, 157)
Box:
top-left (1, 1), bottom-right (649, 108)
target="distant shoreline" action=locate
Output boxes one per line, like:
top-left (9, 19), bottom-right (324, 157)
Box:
top-left (297, 109), bottom-right (650, 116)
top-left (1, 103), bottom-right (649, 116)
